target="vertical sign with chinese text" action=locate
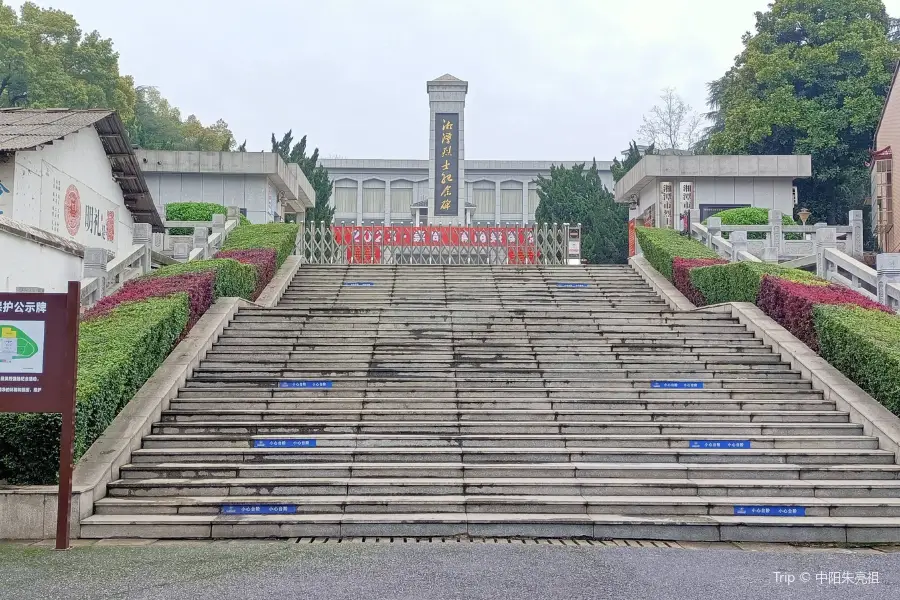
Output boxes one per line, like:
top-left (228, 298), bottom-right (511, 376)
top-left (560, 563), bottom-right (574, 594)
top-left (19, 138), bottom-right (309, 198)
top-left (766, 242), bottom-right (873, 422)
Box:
top-left (434, 113), bottom-right (459, 217)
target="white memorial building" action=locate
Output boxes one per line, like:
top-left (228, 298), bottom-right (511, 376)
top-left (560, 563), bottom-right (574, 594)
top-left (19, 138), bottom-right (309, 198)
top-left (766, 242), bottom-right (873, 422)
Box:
top-left (321, 75), bottom-right (613, 226)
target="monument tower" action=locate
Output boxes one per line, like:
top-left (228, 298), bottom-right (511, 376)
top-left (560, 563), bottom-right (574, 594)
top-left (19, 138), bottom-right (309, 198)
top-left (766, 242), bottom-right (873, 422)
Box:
top-left (427, 74), bottom-right (468, 224)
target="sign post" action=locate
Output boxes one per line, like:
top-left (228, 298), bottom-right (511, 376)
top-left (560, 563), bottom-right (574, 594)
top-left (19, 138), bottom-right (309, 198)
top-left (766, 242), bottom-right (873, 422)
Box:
top-left (0, 281), bottom-right (80, 550)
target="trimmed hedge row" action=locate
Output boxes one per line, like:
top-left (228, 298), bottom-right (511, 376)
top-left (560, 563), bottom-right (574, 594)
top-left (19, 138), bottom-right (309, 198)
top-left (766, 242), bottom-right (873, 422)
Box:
top-left (690, 262), bottom-right (825, 306)
top-left (85, 271), bottom-right (215, 330)
top-left (0, 295), bottom-right (189, 484)
top-left (635, 226), bottom-right (900, 418)
top-left (757, 276), bottom-right (889, 351)
top-left (215, 249), bottom-right (277, 300)
top-left (635, 227), bottom-right (719, 280)
top-left (144, 258), bottom-right (257, 300)
top-left (221, 223), bottom-right (299, 267)
top-left (815, 305), bottom-right (900, 416)
top-left (165, 202), bottom-right (228, 235)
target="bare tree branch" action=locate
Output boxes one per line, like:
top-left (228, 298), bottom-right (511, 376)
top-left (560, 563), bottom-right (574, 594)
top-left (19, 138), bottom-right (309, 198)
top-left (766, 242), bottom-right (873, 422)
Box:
top-left (637, 87), bottom-right (706, 151)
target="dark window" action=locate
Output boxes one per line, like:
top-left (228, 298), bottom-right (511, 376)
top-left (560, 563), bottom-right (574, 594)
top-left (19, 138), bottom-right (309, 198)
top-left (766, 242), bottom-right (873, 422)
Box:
top-left (699, 204), bottom-right (749, 221)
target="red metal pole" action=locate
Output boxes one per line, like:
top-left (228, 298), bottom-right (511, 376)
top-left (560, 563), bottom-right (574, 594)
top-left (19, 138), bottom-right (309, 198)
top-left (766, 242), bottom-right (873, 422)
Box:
top-left (55, 281), bottom-right (80, 551)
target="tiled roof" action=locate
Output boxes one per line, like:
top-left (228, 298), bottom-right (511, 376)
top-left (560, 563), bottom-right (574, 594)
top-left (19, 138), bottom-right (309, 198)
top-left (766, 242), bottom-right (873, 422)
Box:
top-left (0, 108), bottom-right (162, 230)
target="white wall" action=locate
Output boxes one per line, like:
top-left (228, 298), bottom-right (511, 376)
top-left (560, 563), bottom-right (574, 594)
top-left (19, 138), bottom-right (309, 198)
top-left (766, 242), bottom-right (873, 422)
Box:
top-left (6, 127), bottom-right (134, 255)
top-left (145, 173), bottom-right (276, 224)
top-left (0, 230), bottom-right (82, 293)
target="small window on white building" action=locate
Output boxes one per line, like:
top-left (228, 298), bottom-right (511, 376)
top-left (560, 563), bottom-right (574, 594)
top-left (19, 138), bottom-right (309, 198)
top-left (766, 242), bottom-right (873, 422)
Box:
top-left (528, 186), bottom-right (540, 216)
top-left (362, 180), bottom-right (385, 214)
top-left (334, 180), bottom-right (357, 214)
top-left (390, 180), bottom-right (413, 214)
top-left (473, 181), bottom-right (496, 218)
top-left (500, 181), bottom-right (523, 216)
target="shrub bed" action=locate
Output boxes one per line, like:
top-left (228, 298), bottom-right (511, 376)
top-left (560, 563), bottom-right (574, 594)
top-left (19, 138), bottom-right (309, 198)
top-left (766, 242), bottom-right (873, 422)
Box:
top-left (757, 276), bottom-right (890, 351)
top-left (215, 249), bottom-right (277, 300)
top-left (673, 257), bottom-right (726, 305)
top-left (142, 258), bottom-right (256, 300)
top-left (221, 223), bottom-right (298, 267)
top-left (635, 227), bottom-right (719, 280)
top-left (84, 271), bottom-right (216, 331)
top-left (165, 202), bottom-right (228, 235)
top-left (703, 207), bottom-right (798, 240)
top-left (0, 295), bottom-right (189, 484)
top-left (690, 262), bottom-right (825, 306)
top-left (815, 305), bottom-right (900, 416)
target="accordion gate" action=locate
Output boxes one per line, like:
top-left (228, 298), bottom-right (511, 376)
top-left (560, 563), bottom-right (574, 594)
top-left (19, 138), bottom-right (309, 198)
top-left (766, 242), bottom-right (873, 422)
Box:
top-left (301, 223), bottom-right (569, 265)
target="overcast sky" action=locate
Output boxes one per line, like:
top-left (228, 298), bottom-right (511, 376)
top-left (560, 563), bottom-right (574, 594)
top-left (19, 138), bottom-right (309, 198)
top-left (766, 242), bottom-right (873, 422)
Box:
top-left (10, 0), bottom-right (900, 161)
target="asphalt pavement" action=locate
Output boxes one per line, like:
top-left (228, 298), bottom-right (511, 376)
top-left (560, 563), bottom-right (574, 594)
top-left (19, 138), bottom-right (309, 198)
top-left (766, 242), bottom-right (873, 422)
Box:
top-left (1, 539), bottom-right (898, 600)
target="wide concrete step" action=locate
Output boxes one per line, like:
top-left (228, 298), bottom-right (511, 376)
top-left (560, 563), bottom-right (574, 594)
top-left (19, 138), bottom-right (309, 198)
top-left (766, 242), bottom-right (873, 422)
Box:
top-left (152, 421), bottom-right (863, 436)
top-left (181, 381), bottom-right (816, 392)
top-left (167, 398), bottom-right (834, 412)
top-left (77, 511), bottom-right (900, 542)
top-left (127, 446), bottom-right (894, 465)
top-left (117, 461), bottom-right (900, 480)
top-left (193, 364), bottom-right (798, 376)
top-left (142, 433), bottom-right (875, 450)
top-left (102, 476), bottom-right (900, 499)
top-left (160, 409), bottom-right (847, 424)
top-left (91, 494), bottom-right (900, 518)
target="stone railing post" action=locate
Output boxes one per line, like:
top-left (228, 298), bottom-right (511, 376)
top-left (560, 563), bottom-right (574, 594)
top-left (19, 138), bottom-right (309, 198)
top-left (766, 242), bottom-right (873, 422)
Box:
top-left (730, 230), bottom-right (748, 262)
top-left (132, 222), bottom-right (153, 274)
top-left (83, 247), bottom-right (108, 299)
top-left (226, 206), bottom-right (240, 221)
top-left (877, 253), bottom-right (900, 306)
top-left (768, 209), bottom-right (783, 258)
top-left (707, 217), bottom-right (722, 249)
top-left (816, 227), bottom-right (837, 278)
top-left (173, 242), bottom-right (190, 261)
top-left (211, 214), bottom-right (226, 252)
top-left (849, 209), bottom-right (864, 259)
top-left (193, 227), bottom-right (209, 259)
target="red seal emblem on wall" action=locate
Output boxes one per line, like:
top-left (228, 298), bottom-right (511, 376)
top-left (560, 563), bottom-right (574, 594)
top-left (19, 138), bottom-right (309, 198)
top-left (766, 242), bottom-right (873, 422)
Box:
top-left (64, 185), bottom-right (81, 236)
top-left (106, 210), bottom-right (115, 242)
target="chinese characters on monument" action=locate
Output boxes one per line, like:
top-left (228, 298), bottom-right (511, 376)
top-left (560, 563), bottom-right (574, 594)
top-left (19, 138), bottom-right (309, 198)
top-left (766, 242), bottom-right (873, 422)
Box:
top-left (434, 113), bottom-right (459, 217)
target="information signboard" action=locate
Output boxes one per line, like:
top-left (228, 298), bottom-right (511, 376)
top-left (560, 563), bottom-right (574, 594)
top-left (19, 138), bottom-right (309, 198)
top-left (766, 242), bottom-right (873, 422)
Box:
top-left (0, 282), bottom-right (80, 550)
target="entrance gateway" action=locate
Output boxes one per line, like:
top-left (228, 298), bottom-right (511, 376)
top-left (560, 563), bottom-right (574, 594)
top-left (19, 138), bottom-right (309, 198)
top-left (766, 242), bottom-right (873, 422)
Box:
top-left (302, 73), bottom-right (583, 265)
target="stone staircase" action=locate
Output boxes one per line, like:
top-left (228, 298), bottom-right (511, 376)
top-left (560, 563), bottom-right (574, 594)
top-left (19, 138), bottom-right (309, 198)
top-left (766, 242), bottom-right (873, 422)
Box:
top-left (81, 265), bottom-right (900, 542)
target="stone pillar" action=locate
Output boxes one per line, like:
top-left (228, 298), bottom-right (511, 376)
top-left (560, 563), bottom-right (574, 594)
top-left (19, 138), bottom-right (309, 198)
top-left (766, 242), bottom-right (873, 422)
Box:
top-left (83, 248), bottom-right (108, 298)
top-left (849, 209), bottom-right (864, 258)
top-left (427, 74), bottom-right (468, 225)
top-left (816, 227), bottom-right (837, 278)
top-left (173, 242), bottom-right (190, 261)
top-left (768, 209), bottom-right (783, 258)
top-left (193, 227), bottom-right (209, 259)
top-left (730, 230), bottom-right (748, 262)
top-left (877, 253), bottom-right (900, 306)
top-left (707, 217), bottom-right (722, 248)
top-left (356, 180), bottom-right (363, 226)
top-left (226, 206), bottom-right (240, 220)
top-left (132, 222), bottom-right (153, 274)
top-left (384, 180), bottom-right (392, 225)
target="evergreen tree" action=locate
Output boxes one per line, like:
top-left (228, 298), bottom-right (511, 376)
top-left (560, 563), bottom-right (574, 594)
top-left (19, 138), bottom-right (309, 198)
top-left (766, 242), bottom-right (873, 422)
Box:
top-left (271, 130), bottom-right (334, 225)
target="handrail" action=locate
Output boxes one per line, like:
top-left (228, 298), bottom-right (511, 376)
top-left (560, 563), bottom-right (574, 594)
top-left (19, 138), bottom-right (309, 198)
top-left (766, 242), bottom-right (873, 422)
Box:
top-left (821, 247), bottom-right (880, 303)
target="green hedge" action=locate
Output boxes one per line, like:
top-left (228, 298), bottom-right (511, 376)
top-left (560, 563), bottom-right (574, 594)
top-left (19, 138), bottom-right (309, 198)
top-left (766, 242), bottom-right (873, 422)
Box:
top-left (690, 262), bottom-right (825, 305)
top-left (0, 295), bottom-right (189, 484)
top-left (815, 305), bottom-right (900, 416)
top-left (143, 258), bottom-right (257, 299)
top-left (221, 223), bottom-right (299, 267)
top-left (165, 202), bottom-right (228, 235)
top-left (704, 207), bottom-right (797, 240)
top-left (635, 227), bottom-right (718, 280)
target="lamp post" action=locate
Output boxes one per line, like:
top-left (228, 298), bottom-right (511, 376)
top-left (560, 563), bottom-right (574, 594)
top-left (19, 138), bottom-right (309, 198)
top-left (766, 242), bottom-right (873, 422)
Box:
top-left (798, 208), bottom-right (811, 226)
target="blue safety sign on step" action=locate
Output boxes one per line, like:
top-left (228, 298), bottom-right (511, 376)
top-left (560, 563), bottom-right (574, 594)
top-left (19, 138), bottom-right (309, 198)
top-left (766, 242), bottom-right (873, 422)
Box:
top-left (344, 282), bottom-right (375, 287)
top-left (253, 439), bottom-right (317, 448)
top-left (734, 505), bottom-right (806, 517)
top-left (651, 381), bottom-right (704, 389)
top-left (556, 283), bottom-right (589, 288)
top-left (690, 440), bottom-right (751, 449)
top-left (278, 380), bottom-right (333, 389)
top-left (221, 504), bottom-right (298, 515)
